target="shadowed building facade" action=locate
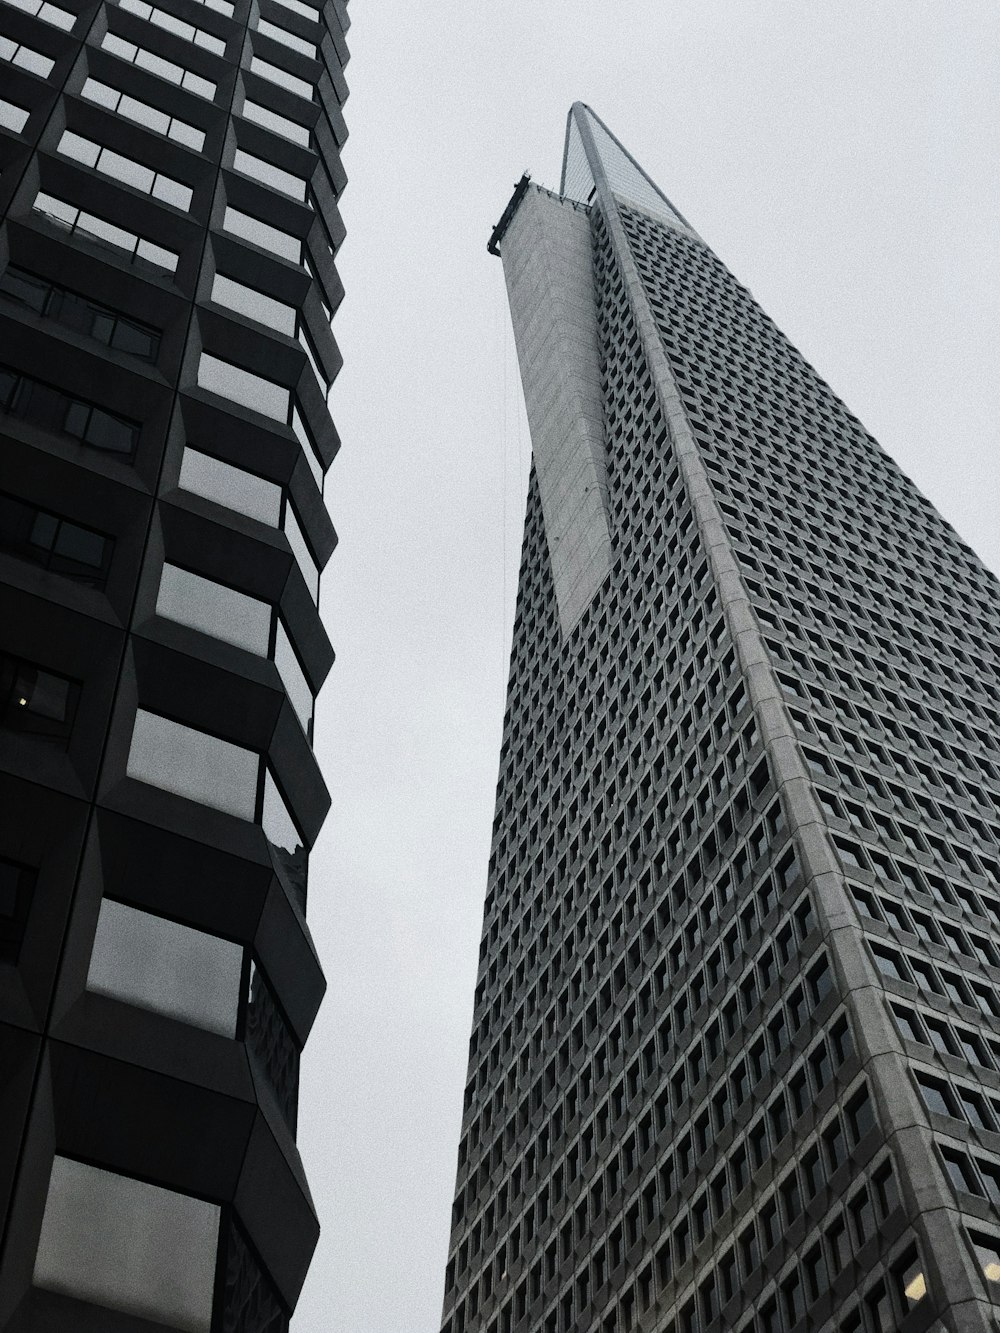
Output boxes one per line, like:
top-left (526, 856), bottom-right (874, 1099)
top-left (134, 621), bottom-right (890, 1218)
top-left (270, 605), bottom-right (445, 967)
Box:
top-left (441, 105), bottom-right (1000, 1333)
top-left (0, 0), bottom-right (348, 1324)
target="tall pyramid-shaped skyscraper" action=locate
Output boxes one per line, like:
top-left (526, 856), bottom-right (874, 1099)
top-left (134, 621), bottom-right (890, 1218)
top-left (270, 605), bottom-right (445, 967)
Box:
top-left (442, 105), bottom-right (1000, 1333)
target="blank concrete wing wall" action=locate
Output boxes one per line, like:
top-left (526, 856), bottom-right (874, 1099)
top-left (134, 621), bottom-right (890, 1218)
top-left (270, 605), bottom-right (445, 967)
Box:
top-left (500, 186), bottom-right (611, 636)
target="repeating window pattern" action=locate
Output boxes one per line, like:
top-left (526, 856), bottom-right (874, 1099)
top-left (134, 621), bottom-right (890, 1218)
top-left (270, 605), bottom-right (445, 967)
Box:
top-left (0, 0), bottom-right (348, 1320)
top-left (446, 143), bottom-right (999, 1330)
top-left (440, 204), bottom-right (903, 1333)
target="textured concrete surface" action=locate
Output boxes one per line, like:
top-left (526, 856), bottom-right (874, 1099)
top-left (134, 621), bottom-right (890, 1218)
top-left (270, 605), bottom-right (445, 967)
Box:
top-left (500, 186), bottom-right (611, 636)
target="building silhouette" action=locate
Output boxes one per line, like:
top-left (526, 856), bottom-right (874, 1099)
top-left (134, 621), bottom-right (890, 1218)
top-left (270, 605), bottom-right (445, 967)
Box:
top-left (0, 0), bottom-right (348, 1323)
top-left (442, 104), bottom-right (1000, 1333)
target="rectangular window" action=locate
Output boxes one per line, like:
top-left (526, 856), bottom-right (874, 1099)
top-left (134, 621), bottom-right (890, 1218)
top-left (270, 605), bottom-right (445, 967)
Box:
top-left (57, 129), bottom-right (193, 209)
top-left (81, 76), bottom-right (205, 150)
top-left (2, 0), bottom-right (74, 27)
top-left (210, 272), bottom-right (296, 335)
top-left (232, 147), bottom-right (306, 200)
top-left (249, 53), bottom-right (312, 100)
top-left (256, 16), bottom-right (315, 57)
top-left (0, 94), bottom-right (30, 131)
top-left (87, 898), bottom-right (243, 1036)
top-left (0, 650), bottom-right (78, 741)
top-left (241, 96), bottom-right (310, 145)
top-left (117, 0), bottom-right (226, 54)
top-left (177, 447), bottom-right (282, 525)
top-left (0, 856), bottom-right (35, 964)
top-left (0, 492), bottom-right (112, 585)
top-left (127, 709), bottom-right (258, 819)
top-left (0, 33), bottom-right (55, 76)
top-left (0, 264), bottom-right (160, 359)
top-left (1, 362), bottom-right (140, 453)
top-left (283, 500), bottom-right (318, 600)
top-left (274, 618), bottom-right (313, 731)
top-left (33, 189), bottom-right (178, 272)
top-left (291, 401), bottom-right (323, 487)
top-left (33, 1156), bottom-right (219, 1331)
top-left (222, 204), bottom-right (301, 263)
top-left (197, 352), bottom-right (289, 421)
top-left (156, 562), bottom-right (271, 654)
top-left (100, 30), bottom-right (216, 97)
top-left (270, 0), bottom-right (318, 19)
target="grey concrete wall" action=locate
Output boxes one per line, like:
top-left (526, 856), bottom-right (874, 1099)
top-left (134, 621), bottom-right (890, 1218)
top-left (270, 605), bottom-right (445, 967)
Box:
top-left (500, 186), bottom-right (611, 637)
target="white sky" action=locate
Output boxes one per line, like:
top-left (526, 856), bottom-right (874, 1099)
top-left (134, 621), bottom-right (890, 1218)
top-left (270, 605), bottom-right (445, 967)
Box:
top-left (296, 4), bottom-right (1000, 1330)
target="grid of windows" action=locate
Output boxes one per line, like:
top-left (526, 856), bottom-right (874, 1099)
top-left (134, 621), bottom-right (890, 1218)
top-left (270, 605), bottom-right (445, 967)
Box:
top-left (445, 112), bottom-right (1000, 1333)
top-left (0, 0), bottom-right (347, 1319)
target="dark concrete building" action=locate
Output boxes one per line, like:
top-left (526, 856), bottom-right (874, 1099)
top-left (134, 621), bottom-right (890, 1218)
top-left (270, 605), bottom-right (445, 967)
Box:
top-left (442, 105), bottom-right (1000, 1333)
top-left (0, 0), bottom-right (348, 1323)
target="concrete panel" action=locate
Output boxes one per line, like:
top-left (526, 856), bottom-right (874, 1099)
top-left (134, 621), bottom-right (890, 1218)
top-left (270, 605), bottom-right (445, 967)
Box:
top-left (500, 187), bottom-right (611, 636)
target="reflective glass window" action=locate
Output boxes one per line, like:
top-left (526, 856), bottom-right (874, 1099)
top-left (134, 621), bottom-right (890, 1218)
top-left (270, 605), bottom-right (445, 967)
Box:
top-left (241, 96), bottom-right (310, 145)
top-left (0, 95), bottom-right (29, 131)
top-left (211, 272), bottom-right (296, 335)
top-left (88, 898), bottom-right (243, 1036)
top-left (274, 618), bottom-right (312, 730)
top-left (127, 708), bottom-right (258, 819)
top-left (100, 30), bottom-right (216, 97)
top-left (156, 562), bottom-right (271, 654)
top-left (34, 1156), bottom-right (219, 1331)
top-left (256, 16), bottom-right (315, 57)
top-left (222, 204), bottom-right (301, 262)
top-left (1, 0), bottom-right (74, 29)
top-left (232, 147), bottom-right (306, 200)
top-left (198, 352), bottom-right (289, 421)
top-left (249, 53), bottom-right (311, 100)
top-left (0, 33), bottom-right (55, 76)
top-left (0, 491), bottom-right (112, 585)
top-left (177, 447), bottom-right (282, 525)
top-left (81, 77), bottom-right (205, 150)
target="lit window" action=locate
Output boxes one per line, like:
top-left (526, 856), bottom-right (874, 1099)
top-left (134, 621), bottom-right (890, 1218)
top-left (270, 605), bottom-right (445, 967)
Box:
top-left (0, 651), bottom-right (78, 741)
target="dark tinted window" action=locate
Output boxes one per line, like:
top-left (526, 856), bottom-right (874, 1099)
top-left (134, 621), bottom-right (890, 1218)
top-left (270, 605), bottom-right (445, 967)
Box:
top-left (0, 265), bottom-right (160, 361)
top-left (0, 492), bottom-right (113, 586)
top-left (0, 366), bottom-right (139, 455)
top-left (0, 857), bottom-right (34, 965)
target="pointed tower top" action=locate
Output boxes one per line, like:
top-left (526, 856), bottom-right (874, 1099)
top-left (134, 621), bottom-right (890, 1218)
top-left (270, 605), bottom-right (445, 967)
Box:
top-left (560, 103), bottom-right (691, 230)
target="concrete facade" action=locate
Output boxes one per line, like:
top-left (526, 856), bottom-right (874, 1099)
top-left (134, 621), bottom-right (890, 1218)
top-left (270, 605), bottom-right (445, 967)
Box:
top-left (441, 104), bottom-right (1000, 1333)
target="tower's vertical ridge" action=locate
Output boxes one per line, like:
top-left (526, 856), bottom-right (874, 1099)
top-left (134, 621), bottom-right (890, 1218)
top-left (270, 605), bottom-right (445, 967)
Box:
top-left (597, 167), bottom-right (993, 1332)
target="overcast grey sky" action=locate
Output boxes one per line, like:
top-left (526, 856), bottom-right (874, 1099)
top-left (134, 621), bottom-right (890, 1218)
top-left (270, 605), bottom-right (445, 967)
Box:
top-left (295, 4), bottom-right (1000, 1330)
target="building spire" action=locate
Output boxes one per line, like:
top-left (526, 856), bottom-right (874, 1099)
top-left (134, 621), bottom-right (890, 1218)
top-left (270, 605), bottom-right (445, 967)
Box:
top-left (560, 101), bottom-right (693, 231)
